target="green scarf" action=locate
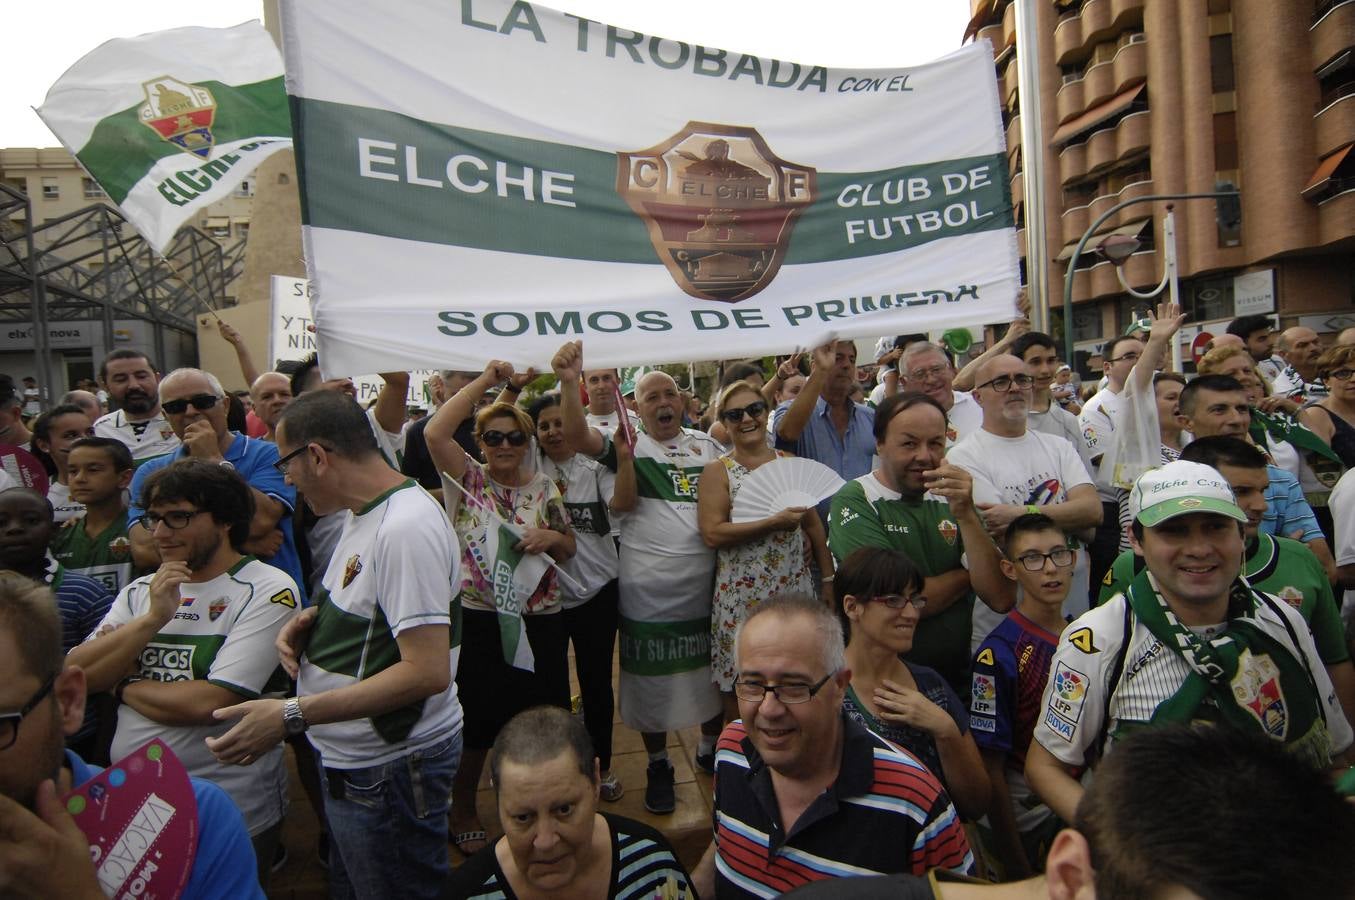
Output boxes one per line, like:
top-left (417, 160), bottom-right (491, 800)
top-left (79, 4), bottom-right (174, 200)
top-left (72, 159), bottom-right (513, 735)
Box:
top-left (1125, 567), bottom-right (1332, 768)
top-left (1250, 408), bottom-right (1345, 489)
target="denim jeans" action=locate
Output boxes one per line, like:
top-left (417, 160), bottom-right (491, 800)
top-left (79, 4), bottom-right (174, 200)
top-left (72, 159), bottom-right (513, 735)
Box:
top-left (318, 731), bottom-right (461, 900)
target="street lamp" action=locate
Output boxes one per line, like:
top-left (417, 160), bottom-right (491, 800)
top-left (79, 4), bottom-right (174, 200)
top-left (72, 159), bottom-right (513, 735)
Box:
top-left (1061, 190), bottom-right (1238, 369)
top-left (1096, 204), bottom-right (1181, 371)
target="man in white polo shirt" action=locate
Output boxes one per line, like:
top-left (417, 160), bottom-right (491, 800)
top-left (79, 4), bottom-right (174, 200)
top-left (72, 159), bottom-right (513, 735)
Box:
top-left (92, 350), bottom-right (180, 466)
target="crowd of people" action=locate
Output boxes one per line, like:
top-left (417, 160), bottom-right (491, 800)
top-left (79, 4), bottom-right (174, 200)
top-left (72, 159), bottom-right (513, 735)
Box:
top-left (2, 305), bottom-right (1355, 899)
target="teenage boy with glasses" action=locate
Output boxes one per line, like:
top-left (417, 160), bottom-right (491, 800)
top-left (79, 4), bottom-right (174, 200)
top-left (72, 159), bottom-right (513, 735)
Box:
top-left (969, 514), bottom-right (1076, 880)
top-left (67, 459), bottom-right (301, 888)
top-left (123, 368), bottom-right (304, 599)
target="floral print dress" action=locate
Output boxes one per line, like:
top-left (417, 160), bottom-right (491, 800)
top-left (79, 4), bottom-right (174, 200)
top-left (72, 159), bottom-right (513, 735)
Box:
top-left (710, 452), bottom-right (814, 690)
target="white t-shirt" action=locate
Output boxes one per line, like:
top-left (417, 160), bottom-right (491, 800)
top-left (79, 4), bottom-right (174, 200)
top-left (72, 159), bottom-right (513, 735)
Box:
top-left (1331, 470), bottom-right (1355, 633)
top-left (947, 428), bottom-right (1095, 640)
top-left (299, 481), bottom-right (463, 769)
top-left (1078, 388), bottom-right (1125, 502)
top-left (47, 481), bottom-right (85, 524)
top-left (606, 429), bottom-right (724, 557)
top-left (1028, 401), bottom-right (1098, 474)
top-left (1033, 587), bottom-right (1353, 766)
top-left (539, 451), bottom-right (619, 606)
top-left (96, 557), bottom-right (300, 835)
top-left (947, 391), bottom-right (984, 446)
top-left (586, 408), bottom-right (641, 437)
top-left (93, 409), bottom-right (181, 464)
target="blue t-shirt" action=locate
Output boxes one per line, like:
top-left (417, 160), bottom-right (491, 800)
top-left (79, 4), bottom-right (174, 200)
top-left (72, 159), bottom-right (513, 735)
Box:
top-left (1262, 465), bottom-right (1322, 544)
top-left (67, 750), bottom-right (264, 900)
top-left (128, 432), bottom-right (306, 602)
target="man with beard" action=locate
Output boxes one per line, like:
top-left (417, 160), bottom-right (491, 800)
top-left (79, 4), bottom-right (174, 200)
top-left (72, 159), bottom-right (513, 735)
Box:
top-left (66, 459), bottom-right (299, 888)
top-left (0, 573), bottom-right (264, 899)
top-left (92, 350), bottom-right (180, 465)
top-left (1226, 314), bottom-right (1284, 383)
top-left (946, 355), bottom-right (1101, 641)
top-left (828, 393), bottom-right (1013, 691)
top-left (556, 341), bottom-right (724, 815)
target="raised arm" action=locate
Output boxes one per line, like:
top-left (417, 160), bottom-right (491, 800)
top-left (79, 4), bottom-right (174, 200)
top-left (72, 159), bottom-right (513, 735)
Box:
top-left (927, 463), bottom-right (1017, 614)
top-left (216, 320), bottom-right (260, 387)
top-left (1127, 300), bottom-right (1184, 395)
top-left (953, 317), bottom-right (1030, 391)
top-left (762, 353), bottom-right (802, 408)
top-left (552, 341), bottom-right (604, 458)
top-left (608, 422), bottom-right (636, 513)
top-left (426, 361), bottom-right (510, 482)
top-left (776, 342), bottom-right (835, 443)
top-left (372, 371), bottom-right (411, 436)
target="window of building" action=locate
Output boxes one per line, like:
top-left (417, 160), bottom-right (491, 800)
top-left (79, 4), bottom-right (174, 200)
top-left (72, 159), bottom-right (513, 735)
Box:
top-left (1182, 276), bottom-right (1234, 322)
top-left (1063, 181), bottom-right (1097, 206)
top-left (235, 221), bottom-right (250, 239)
top-left (1317, 50), bottom-right (1355, 110)
top-left (41, 177), bottom-right (59, 200)
top-left (277, 173), bottom-right (290, 185)
top-left (1070, 306), bottom-right (1102, 342)
top-left (1209, 35), bottom-right (1236, 93)
top-left (234, 179), bottom-right (253, 198)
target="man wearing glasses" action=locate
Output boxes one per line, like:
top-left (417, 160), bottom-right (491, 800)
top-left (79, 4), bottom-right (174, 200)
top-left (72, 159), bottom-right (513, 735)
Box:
top-left (0, 572), bottom-right (265, 899)
top-left (897, 342), bottom-right (984, 447)
top-left (67, 459), bottom-right (301, 888)
top-left (690, 595), bottom-right (973, 899)
top-left (947, 355), bottom-right (1101, 644)
top-left (123, 368), bottom-right (303, 599)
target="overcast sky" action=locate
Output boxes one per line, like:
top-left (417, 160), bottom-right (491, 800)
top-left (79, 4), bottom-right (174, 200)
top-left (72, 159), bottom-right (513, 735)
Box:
top-left (6, 0), bottom-right (971, 148)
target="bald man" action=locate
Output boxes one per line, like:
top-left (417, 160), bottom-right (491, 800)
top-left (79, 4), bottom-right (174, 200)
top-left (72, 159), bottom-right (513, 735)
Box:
top-left (1275, 327), bottom-right (1328, 401)
top-left (248, 372), bottom-right (293, 441)
top-left (1337, 326), bottom-right (1355, 348)
top-left (555, 342), bottom-right (724, 815)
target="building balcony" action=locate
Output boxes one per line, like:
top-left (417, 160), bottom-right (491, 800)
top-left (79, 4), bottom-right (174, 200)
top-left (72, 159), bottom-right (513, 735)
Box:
top-left (1053, 0), bottom-right (1147, 66)
top-left (1056, 77), bottom-right (1086, 125)
top-left (1083, 109), bottom-right (1151, 178)
top-left (1002, 59), bottom-right (1020, 108)
top-left (1315, 94), bottom-right (1355, 158)
top-left (1003, 1), bottom-right (1017, 53)
top-left (1060, 142), bottom-right (1089, 184)
top-left (1007, 113), bottom-right (1022, 152)
top-left (1087, 177), bottom-right (1154, 226)
top-left (979, 23), bottom-right (1005, 57)
top-left (1010, 170), bottom-right (1024, 208)
top-left (1068, 250), bottom-right (1158, 303)
top-left (1082, 53), bottom-right (1118, 109)
top-left (1312, 0), bottom-right (1355, 74)
top-left (1062, 203), bottom-right (1091, 246)
top-left (1317, 183), bottom-right (1355, 245)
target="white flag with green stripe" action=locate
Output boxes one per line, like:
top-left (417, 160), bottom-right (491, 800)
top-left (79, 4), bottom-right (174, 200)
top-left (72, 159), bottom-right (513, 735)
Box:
top-left (37, 21), bottom-right (292, 253)
top-left (465, 516), bottom-right (549, 672)
top-left (282, 0), bottom-right (1018, 372)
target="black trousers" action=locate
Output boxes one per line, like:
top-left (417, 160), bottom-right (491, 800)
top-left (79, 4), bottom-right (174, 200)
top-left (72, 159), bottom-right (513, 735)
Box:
top-left (561, 579), bottom-right (620, 771)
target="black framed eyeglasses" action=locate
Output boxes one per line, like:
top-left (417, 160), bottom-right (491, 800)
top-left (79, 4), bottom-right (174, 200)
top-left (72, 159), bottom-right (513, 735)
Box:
top-left (1107, 352), bottom-right (1142, 364)
top-left (0, 673), bottom-right (56, 751)
top-left (870, 593), bottom-right (928, 611)
top-left (482, 429), bottom-right (528, 447)
top-left (732, 672), bottom-right (835, 705)
top-left (273, 443), bottom-right (313, 476)
top-left (137, 509), bottom-right (207, 531)
top-left (976, 373), bottom-right (1034, 392)
top-left (161, 393), bottom-right (220, 415)
top-left (1014, 547), bottom-right (1076, 571)
top-left (720, 401), bottom-right (768, 423)
top-left (1324, 368), bottom-right (1354, 382)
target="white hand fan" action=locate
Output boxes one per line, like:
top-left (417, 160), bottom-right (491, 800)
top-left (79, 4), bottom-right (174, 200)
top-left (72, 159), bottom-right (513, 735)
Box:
top-left (731, 457), bottom-right (845, 523)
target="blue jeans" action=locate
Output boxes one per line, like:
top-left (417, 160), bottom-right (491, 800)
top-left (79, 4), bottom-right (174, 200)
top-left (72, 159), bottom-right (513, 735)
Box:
top-left (318, 731), bottom-right (461, 900)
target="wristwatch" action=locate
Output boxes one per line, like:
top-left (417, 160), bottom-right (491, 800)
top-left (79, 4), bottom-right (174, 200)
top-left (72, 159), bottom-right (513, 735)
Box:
top-left (283, 697), bottom-right (309, 736)
top-left (218, 460), bottom-right (236, 470)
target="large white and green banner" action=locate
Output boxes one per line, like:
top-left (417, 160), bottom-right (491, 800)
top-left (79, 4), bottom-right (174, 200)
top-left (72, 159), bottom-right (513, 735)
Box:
top-left (282, 1), bottom-right (1018, 371)
top-left (38, 22), bottom-right (292, 254)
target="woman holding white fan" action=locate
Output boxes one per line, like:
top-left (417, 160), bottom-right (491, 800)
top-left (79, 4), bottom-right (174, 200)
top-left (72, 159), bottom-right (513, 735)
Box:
top-left (698, 379), bottom-right (838, 724)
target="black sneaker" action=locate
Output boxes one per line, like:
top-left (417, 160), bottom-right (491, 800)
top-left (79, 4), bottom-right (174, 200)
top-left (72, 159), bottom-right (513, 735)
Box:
top-left (695, 750), bottom-right (716, 775)
top-left (644, 760), bottom-right (676, 814)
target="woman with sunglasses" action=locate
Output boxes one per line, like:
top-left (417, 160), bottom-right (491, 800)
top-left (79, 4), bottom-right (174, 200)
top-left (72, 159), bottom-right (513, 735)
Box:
top-left (1308, 345), bottom-right (1355, 467)
top-left (425, 359), bottom-right (576, 857)
top-left (698, 380), bottom-right (834, 725)
top-left (834, 546), bottom-right (990, 821)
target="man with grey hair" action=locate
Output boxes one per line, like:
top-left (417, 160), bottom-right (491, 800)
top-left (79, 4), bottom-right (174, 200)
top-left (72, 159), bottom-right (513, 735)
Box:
top-left (247, 372), bottom-right (293, 442)
top-left (898, 342), bottom-right (983, 445)
top-left (1275, 325), bottom-right (1328, 401)
top-left (690, 594), bottom-right (973, 898)
top-left (401, 369), bottom-right (481, 498)
top-left (122, 367), bottom-right (303, 594)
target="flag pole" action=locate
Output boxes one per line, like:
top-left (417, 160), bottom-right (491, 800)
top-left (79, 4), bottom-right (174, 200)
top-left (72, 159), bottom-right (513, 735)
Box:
top-left (1014, 0), bottom-right (1050, 335)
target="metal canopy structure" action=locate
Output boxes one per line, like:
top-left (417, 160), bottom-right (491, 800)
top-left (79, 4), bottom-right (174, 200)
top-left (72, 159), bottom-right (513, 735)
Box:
top-left (0, 182), bottom-right (243, 393)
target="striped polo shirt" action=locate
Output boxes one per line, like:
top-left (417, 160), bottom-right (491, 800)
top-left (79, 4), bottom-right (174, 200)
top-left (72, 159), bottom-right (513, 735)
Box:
top-left (712, 716), bottom-right (974, 899)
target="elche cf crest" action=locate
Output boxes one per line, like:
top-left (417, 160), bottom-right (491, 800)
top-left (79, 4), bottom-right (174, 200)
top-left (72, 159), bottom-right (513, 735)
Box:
top-left (139, 76), bottom-right (217, 159)
top-left (617, 122), bottom-right (816, 303)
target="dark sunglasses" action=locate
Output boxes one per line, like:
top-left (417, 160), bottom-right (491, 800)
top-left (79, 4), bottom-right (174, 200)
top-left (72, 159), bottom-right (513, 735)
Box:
top-left (162, 393), bottom-right (220, 415)
top-left (720, 400), bottom-right (769, 423)
top-left (482, 429), bottom-right (529, 448)
top-left (0, 672), bottom-right (56, 752)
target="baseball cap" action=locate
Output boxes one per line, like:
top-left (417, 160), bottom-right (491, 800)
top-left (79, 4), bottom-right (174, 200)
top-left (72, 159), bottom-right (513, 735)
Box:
top-left (1128, 460), bottom-right (1247, 527)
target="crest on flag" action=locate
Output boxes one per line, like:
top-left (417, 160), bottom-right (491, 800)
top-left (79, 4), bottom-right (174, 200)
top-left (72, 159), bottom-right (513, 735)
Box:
top-left (617, 122), bottom-right (816, 303)
top-left (1231, 649), bottom-right (1288, 739)
top-left (139, 77), bottom-right (217, 159)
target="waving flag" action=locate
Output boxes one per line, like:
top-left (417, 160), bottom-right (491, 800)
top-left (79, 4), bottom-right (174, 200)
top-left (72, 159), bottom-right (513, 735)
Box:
top-left (467, 516), bottom-right (549, 672)
top-left (280, 0), bottom-right (1018, 372)
top-left (37, 21), bottom-right (292, 253)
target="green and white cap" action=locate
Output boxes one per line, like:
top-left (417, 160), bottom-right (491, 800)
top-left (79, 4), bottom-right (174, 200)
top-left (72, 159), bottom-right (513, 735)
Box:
top-left (1128, 460), bottom-right (1247, 527)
